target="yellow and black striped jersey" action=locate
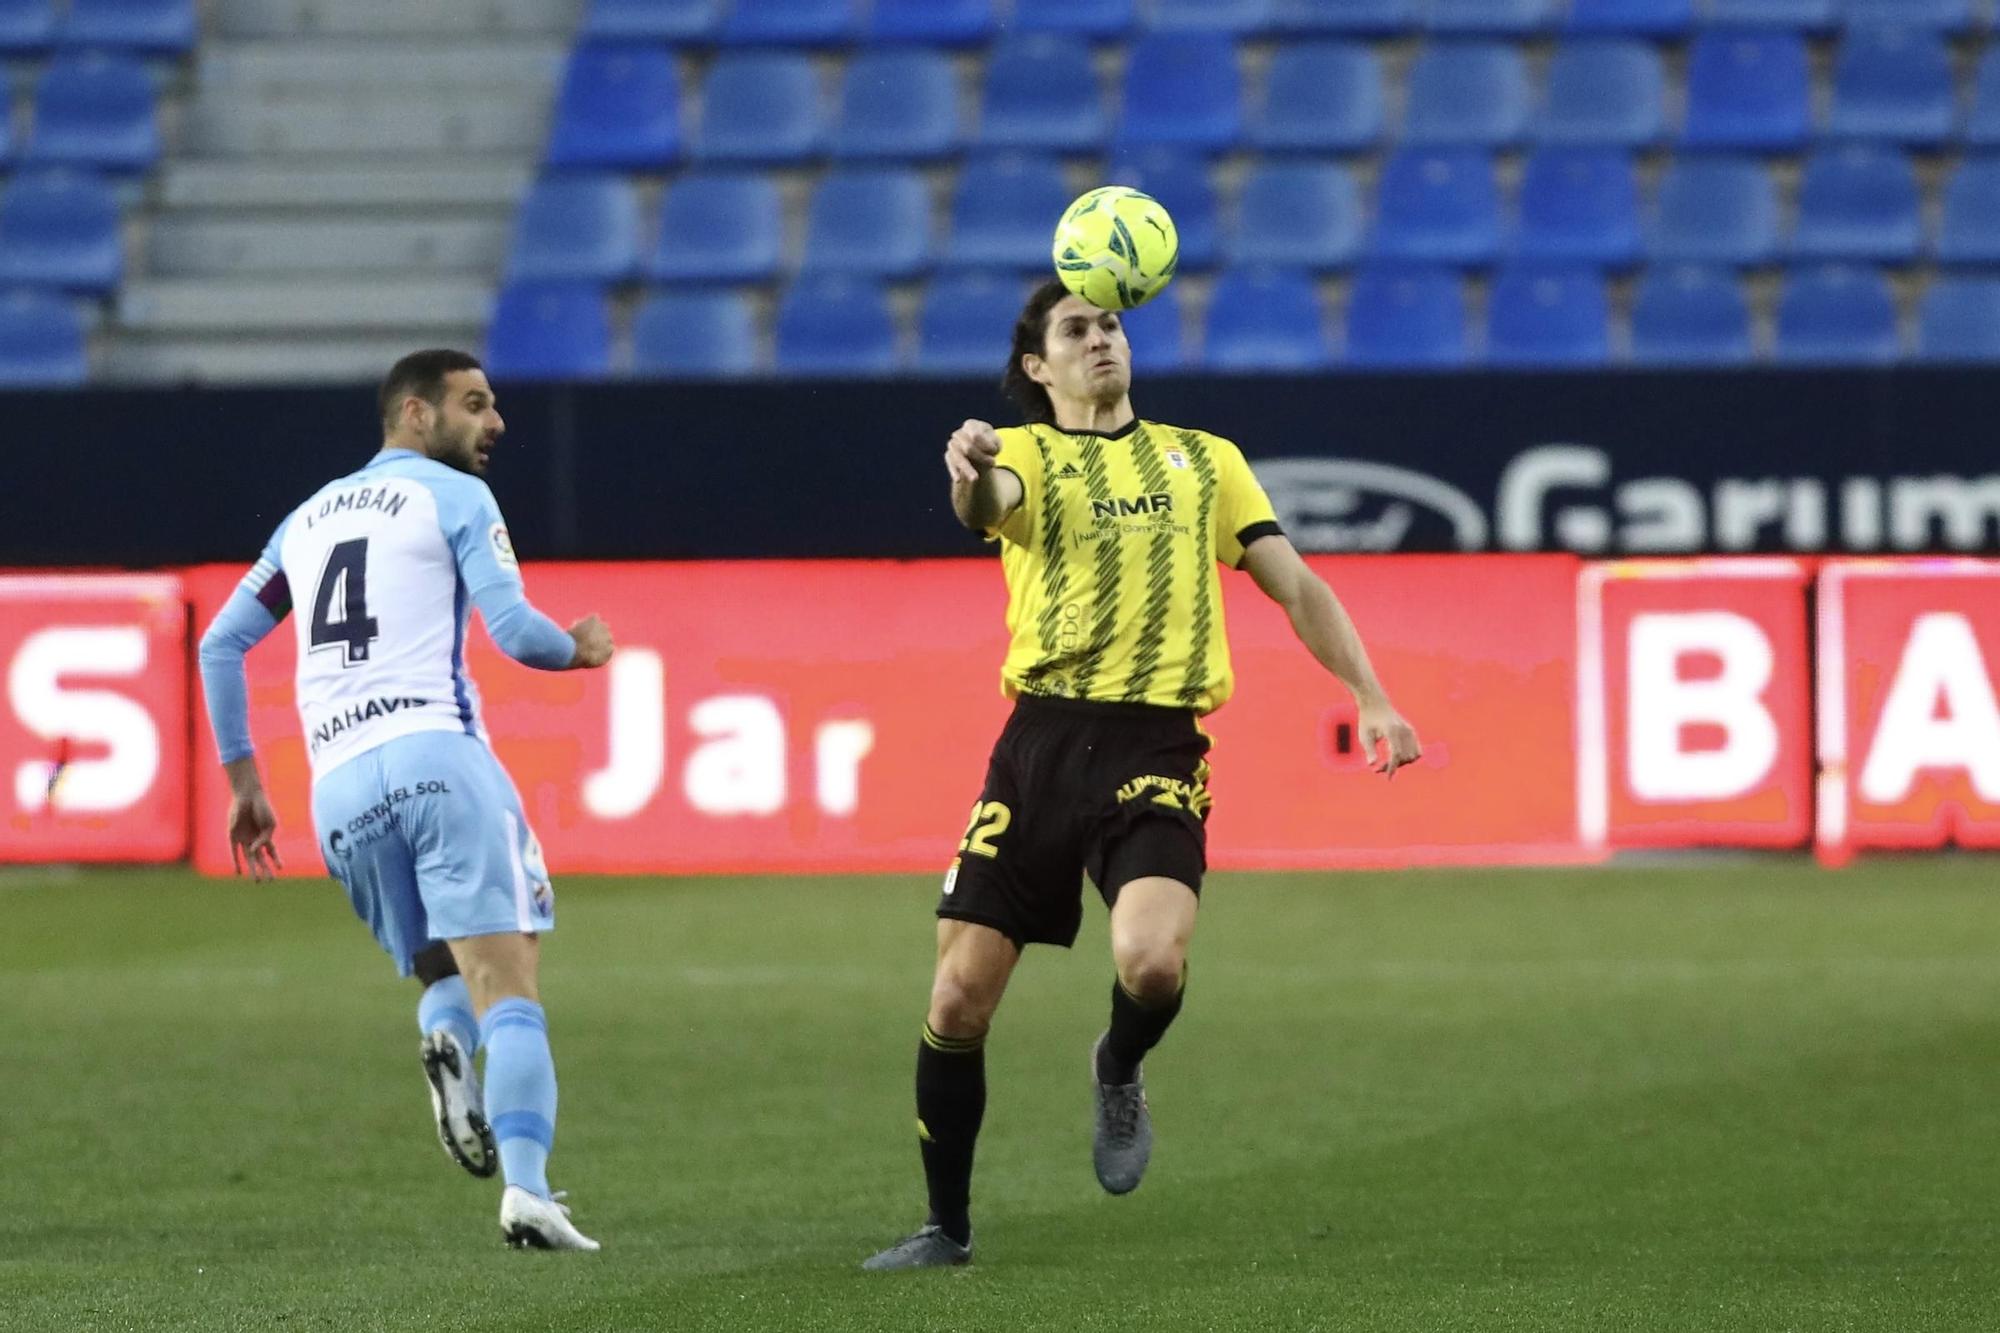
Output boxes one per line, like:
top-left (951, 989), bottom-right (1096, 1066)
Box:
top-left (987, 417), bottom-right (1281, 715)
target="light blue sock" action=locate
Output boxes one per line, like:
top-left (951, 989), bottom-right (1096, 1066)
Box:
top-left (417, 976), bottom-right (479, 1061)
top-left (479, 997), bottom-right (557, 1198)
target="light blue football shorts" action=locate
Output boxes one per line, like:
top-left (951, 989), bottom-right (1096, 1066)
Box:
top-left (310, 730), bottom-right (554, 976)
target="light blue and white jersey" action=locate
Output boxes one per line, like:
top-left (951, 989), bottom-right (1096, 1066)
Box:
top-left (200, 450), bottom-right (575, 783)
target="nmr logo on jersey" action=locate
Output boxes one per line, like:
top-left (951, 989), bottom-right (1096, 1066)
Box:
top-left (1090, 493), bottom-right (1174, 519)
top-left (0, 575), bottom-right (189, 862)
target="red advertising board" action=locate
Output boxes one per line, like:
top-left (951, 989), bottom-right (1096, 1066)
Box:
top-left (0, 574), bottom-right (189, 862)
top-left (1577, 560), bottom-right (1813, 849)
top-left (1816, 560), bottom-right (2000, 860)
top-left (185, 555), bottom-right (1585, 878)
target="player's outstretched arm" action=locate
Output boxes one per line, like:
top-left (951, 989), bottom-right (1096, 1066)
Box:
top-left (1240, 534), bottom-right (1423, 777)
top-left (198, 565), bottom-right (289, 879)
top-left (477, 590), bottom-right (614, 671)
top-left (945, 419), bottom-right (1024, 533)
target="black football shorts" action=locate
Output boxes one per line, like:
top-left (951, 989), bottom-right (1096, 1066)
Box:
top-left (937, 695), bottom-right (1212, 948)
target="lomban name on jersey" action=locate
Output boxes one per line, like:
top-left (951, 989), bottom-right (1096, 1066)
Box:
top-left (310, 696), bottom-right (431, 753)
top-left (303, 485), bottom-right (409, 530)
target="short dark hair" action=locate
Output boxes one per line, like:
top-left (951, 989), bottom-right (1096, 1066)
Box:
top-left (378, 349), bottom-right (484, 431)
top-left (1001, 280), bottom-right (1075, 426)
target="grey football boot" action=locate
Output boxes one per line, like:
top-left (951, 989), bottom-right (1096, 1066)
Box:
top-left (861, 1224), bottom-right (973, 1272)
top-left (1090, 1032), bottom-right (1153, 1195)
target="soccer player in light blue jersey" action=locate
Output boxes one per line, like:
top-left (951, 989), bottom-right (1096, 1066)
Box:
top-left (198, 350), bottom-right (615, 1251)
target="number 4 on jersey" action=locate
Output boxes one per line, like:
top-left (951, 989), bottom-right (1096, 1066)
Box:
top-left (310, 538), bottom-right (381, 667)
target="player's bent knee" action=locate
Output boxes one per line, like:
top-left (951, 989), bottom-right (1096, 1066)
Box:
top-left (411, 941), bottom-right (459, 987)
top-left (1115, 947), bottom-right (1186, 1006)
top-left (446, 932), bottom-right (541, 1012)
top-left (927, 973), bottom-right (1002, 1039)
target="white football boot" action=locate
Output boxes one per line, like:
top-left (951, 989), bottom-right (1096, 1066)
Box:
top-left (500, 1186), bottom-right (601, 1252)
top-left (420, 1030), bottom-right (497, 1178)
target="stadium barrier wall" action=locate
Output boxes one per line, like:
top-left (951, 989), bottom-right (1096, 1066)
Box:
top-left (4, 369), bottom-right (1998, 568)
top-left (1, 556), bottom-right (1995, 872)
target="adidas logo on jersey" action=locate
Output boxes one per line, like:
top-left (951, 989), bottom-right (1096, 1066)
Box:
top-left (1052, 462), bottom-right (1084, 480)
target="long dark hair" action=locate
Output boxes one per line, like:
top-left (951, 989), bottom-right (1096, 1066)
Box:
top-left (1001, 279), bottom-right (1073, 425)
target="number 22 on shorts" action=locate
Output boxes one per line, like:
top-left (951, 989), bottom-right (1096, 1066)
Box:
top-left (958, 800), bottom-right (1011, 859)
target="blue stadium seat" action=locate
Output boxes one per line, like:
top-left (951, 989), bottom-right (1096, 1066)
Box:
top-left (59, 0), bottom-right (194, 52)
top-left (1104, 150), bottom-right (1220, 269)
top-left (1708, 0), bottom-right (1834, 24)
top-left (1514, 149), bottom-right (1640, 267)
top-left (1776, 266), bottom-right (1898, 364)
top-left (835, 49), bottom-right (959, 160)
top-left (1010, 0), bottom-right (1133, 38)
top-left (631, 289), bottom-right (761, 377)
top-left (945, 155), bottom-right (1074, 270)
top-left (1683, 33), bottom-right (1811, 152)
top-left (1791, 147), bottom-right (1921, 264)
top-left (1271, 0), bottom-right (1417, 32)
top-left (545, 46), bottom-right (678, 169)
top-left (0, 0), bottom-right (54, 54)
top-left (1917, 277), bottom-right (2000, 362)
top-left (915, 273), bottom-right (1027, 375)
top-left (1250, 42), bottom-right (1383, 153)
top-left (1936, 158), bottom-right (2000, 265)
top-left (1116, 32), bottom-right (1242, 154)
top-left (1566, 0), bottom-right (1692, 33)
top-left (1404, 42), bottom-right (1530, 147)
top-left (647, 173), bottom-right (783, 283)
top-left (0, 173), bottom-right (119, 292)
top-left (24, 53), bottom-right (157, 173)
top-left (1343, 266), bottom-right (1468, 367)
top-left (801, 168), bottom-right (930, 279)
top-left (1119, 285), bottom-right (1189, 370)
top-left (979, 37), bottom-right (1107, 154)
top-left (0, 290), bottom-right (85, 386)
top-left (1426, 0), bottom-right (1558, 33)
top-left (1227, 162), bottom-right (1362, 269)
top-left (1487, 266), bottom-right (1610, 367)
top-left (775, 277), bottom-right (899, 375)
top-left (483, 283), bottom-right (612, 380)
top-left (1962, 49), bottom-right (2000, 147)
top-left (694, 53), bottom-right (822, 164)
top-left (1149, 0), bottom-right (1274, 32)
top-left (1651, 157), bottom-right (1779, 266)
top-left (1630, 266), bottom-right (1754, 365)
top-left (1827, 27), bottom-right (1953, 144)
top-left (1538, 40), bottom-right (1666, 147)
top-left (581, 0), bottom-right (723, 40)
top-left (719, 0), bottom-right (855, 46)
top-left (504, 174), bottom-right (641, 284)
top-left (1843, 0), bottom-right (1972, 31)
top-left (868, 0), bottom-right (994, 45)
top-left (1370, 149), bottom-right (1500, 265)
top-left (1203, 267), bottom-right (1329, 370)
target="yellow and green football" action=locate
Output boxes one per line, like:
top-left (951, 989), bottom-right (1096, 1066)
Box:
top-left (1051, 186), bottom-right (1179, 311)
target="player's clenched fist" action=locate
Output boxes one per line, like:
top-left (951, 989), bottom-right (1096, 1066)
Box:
top-left (944, 419), bottom-right (1002, 484)
top-left (568, 614), bottom-right (616, 669)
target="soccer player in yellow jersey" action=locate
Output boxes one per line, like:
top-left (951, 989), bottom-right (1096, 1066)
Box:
top-left (863, 281), bottom-right (1423, 1272)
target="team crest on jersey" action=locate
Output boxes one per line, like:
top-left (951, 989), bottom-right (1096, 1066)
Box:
top-left (489, 522), bottom-right (518, 570)
top-left (1164, 449), bottom-right (1188, 470)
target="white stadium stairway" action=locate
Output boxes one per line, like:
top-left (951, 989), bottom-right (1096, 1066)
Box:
top-left (102, 0), bottom-right (581, 385)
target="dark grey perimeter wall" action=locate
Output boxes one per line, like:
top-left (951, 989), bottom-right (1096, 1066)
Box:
top-left (7, 368), bottom-right (1996, 567)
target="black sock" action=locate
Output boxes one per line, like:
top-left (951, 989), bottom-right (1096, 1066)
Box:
top-left (916, 1023), bottom-right (985, 1246)
top-left (1099, 972), bottom-right (1185, 1085)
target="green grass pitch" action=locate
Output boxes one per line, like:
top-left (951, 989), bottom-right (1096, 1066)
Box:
top-left (6, 858), bottom-right (2000, 1332)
